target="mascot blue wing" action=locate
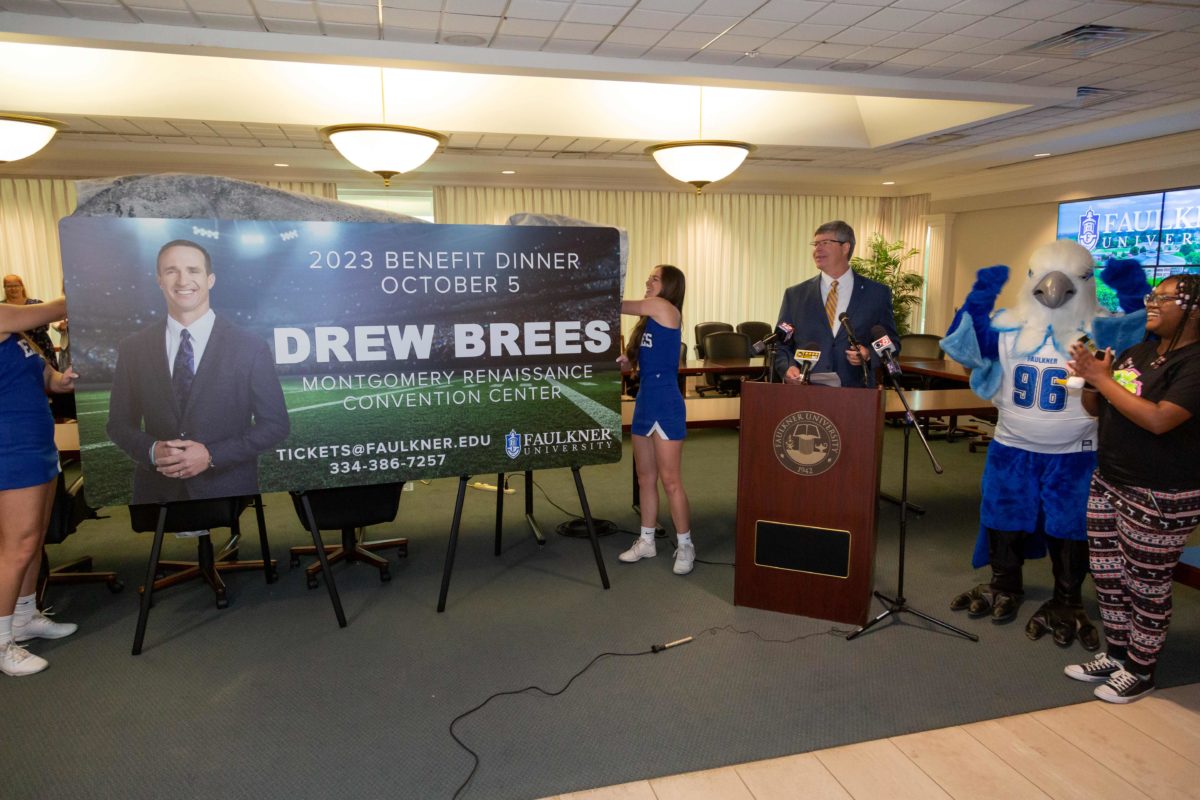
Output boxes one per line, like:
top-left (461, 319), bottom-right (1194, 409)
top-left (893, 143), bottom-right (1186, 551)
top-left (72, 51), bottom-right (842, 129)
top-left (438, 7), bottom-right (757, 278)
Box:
top-left (1094, 310), bottom-right (1146, 354)
top-left (942, 265), bottom-right (1009, 400)
top-left (1101, 257), bottom-right (1151, 314)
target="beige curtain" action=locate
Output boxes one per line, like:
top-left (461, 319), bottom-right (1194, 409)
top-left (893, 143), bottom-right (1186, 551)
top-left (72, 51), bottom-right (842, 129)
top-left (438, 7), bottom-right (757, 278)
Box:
top-left (257, 180), bottom-right (338, 199)
top-left (436, 187), bottom-right (930, 347)
top-left (0, 178), bottom-right (77, 302)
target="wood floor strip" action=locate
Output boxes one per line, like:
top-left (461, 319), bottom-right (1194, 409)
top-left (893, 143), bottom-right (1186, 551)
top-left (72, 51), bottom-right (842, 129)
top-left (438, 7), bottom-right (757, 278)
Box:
top-left (735, 752), bottom-right (853, 800)
top-left (1096, 693), bottom-right (1200, 765)
top-left (814, 739), bottom-right (954, 800)
top-left (889, 726), bottom-right (1051, 800)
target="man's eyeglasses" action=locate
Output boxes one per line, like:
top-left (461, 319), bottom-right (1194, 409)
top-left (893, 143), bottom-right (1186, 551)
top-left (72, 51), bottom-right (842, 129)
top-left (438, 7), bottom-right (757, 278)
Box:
top-left (811, 239), bottom-right (844, 248)
top-left (1143, 293), bottom-right (1184, 307)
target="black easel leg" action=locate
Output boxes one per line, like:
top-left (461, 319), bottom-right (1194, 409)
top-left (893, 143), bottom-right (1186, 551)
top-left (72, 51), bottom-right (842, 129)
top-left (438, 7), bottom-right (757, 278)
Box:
top-left (301, 494), bottom-right (346, 628)
top-left (253, 494), bottom-right (277, 583)
top-left (132, 506), bottom-right (168, 656)
top-left (494, 472), bottom-right (504, 556)
top-left (571, 466), bottom-right (610, 590)
top-left (437, 476), bottom-right (469, 612)
top-left (524, 469), bottom-right (544, 544)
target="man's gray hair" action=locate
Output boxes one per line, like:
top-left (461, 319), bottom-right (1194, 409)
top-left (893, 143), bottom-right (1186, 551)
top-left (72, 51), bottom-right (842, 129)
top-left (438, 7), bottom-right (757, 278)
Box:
top-left (813, 220), bottom-right (856, 260)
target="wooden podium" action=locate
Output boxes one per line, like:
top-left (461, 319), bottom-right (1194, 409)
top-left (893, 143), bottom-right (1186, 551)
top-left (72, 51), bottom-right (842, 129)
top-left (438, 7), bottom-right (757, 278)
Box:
top-left (734, 382), bottom-right (884, 625)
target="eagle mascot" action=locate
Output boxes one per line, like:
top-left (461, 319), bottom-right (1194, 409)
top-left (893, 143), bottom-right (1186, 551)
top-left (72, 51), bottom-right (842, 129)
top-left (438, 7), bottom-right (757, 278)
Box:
top-left (941, 239), bottom-right (1147, 649)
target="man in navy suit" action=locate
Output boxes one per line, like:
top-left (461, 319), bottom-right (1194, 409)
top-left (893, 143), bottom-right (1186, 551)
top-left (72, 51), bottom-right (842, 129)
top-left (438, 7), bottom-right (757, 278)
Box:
top-left (107, 239), bottom-right (289, 504)
top-left (773, 220), bottom-right (898, 388)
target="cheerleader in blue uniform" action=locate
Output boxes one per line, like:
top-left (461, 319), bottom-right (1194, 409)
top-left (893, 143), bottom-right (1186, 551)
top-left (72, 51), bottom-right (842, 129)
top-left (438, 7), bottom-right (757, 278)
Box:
top-left (617, 265), bottom-right (695, 575)
top-left (0, 297), bottom-right (78, 677)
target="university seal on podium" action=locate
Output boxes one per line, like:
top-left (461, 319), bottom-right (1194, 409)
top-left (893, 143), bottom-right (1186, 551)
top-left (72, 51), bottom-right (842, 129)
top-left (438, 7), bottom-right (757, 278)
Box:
top-left (772, 411), bottom-right (841, 476)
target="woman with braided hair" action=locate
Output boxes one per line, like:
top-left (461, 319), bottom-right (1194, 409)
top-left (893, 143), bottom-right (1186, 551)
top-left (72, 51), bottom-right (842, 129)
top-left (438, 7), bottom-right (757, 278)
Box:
top-left (1064, 273), bottom-right (1200, 702)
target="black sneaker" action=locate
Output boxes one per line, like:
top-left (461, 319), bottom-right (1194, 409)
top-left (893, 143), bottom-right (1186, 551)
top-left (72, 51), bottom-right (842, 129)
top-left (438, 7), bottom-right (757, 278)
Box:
top-left (1094, 669), bottom-right (1156, 704)
top-left (1064, 652), bottom-right (1122, 683)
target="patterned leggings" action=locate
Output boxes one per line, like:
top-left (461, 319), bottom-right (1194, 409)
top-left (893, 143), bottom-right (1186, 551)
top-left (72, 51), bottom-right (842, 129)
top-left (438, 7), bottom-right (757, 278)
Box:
top-left (1087, 472), bottom-right (1200, 676)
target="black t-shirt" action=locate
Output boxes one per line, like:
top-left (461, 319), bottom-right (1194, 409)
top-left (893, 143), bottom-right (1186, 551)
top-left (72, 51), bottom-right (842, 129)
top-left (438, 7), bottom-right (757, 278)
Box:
top-left (1097, 340), bottom-right (1200, 491)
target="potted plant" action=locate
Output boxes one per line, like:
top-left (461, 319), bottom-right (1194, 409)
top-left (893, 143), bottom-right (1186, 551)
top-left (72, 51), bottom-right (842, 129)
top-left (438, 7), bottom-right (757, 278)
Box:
top-left (850, 233), bottom-right (924, 336)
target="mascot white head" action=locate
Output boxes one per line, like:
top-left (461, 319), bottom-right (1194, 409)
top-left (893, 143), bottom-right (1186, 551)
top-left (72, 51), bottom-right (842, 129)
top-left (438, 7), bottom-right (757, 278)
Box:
top-left (993, 239), bottom-right (1101, 357)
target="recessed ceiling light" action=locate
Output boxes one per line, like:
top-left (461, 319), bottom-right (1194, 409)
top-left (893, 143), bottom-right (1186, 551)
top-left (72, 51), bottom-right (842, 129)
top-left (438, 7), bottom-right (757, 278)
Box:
top-left (501, 170), bottom-right (515, 174)
top-left (442, 34), bottom-right (487, 46)
top-left (882, 181), bottom-right (895, 185)
top-left (1033, 152), bottom-right (1051, 158)
top-left (273, 162), bottom-right (289, 167)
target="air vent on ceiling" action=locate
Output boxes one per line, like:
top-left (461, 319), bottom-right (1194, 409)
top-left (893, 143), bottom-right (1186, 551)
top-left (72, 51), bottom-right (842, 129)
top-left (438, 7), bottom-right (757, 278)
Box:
top-left (1064, 86), bottom-right (1135, 108)
top-left (1019, 25), bottom-right (1159, 58)
top-left (924, 133), bottom-right (966, 144)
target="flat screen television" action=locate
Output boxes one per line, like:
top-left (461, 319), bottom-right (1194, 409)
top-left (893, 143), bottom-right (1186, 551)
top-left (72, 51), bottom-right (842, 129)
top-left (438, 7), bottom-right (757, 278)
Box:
top-left (1057, 186), bottom-right (1200, 311)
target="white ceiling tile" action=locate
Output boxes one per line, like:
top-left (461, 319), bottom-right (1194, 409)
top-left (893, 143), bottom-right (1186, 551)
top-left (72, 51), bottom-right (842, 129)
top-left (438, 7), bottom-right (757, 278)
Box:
top-left (553, 21), bottom-right (612, 40)
top-left (757, 38), bottom-right (818, 57)
top-left (946, 0), bottom-right (1023, 13)
top-left (1096, 5), bottom-right (1185, 29)
top-left (254, 0), bottom-right (316, 20)
top-left (804, 42), bottom-right (863, 58)
top-left (322, 21), bottom-right (377, 37)
top-left (995, 0), bottom-right (1080, 21)
top-left (497, 17), bottom-right (554, 37)
top-left (189, 0), bottom-right (254, 12)
top-left (318, 3), bottom-right (377, 24)
top-left (606, 25), bottom-right (665, 45)
top-left (443, 0), bottom-right (506, 13)
top-left (753, 0), bottom-right (824, 24)
top-left (677, 14), bottom-right (741, 33)
top-left (262, 16), bottom-right (321, 32)
top-left (57, 2), bottom-right (139, 22)
top-left (876, 30), bottom-right (941, 47)
top-left (859, 7), bottom-right (935, 30)
top-left (954, 15), bottom-right (1032, 37)
top-left (738, 53), bottom-right (790, 66)
top-left (932, 51), bottom-right (992, 67)
top-left (505, 0), bottom-right (569, 22)
top-left (635, 0), bottom-right (701, 9)
top-left (195, 11), bottom-right (263, 29)
top-left (887, 48), bottom-right (945, 65)
top-left (441, 12), bottom-right (501, 34)
top-left (864, 61), bottom-right (918, 75)
top-left (891, 0), bottom-right (962, 10)
top-left (129, 0), bottom-right (189, 9)
top-left (542, 38), bottom-right (602, 53)
top-left (827, 27), bottom-right (894, 46)
top-left (593, 41), bottom-right (652, 57)
top-left (975, 53), bottom-right (1042, 69)
top-left (384, 9), bottom-right (438, 29)
top-left (696, 0), bottom-right (763, 12)
top-left (781, 56), bottom-right (836, 69)
top-left (564, 3), bottom-right (628, 24)
top-left (0, 0), bottom-right (68, 15)
top-left (923, 33), bottom-right (992, 51)
top-left (384, 0), bottom-right (440, 8)
top-left (131, 6), bottom-right (196, 23)
top-left (705, 34), bottom-right (772, 52)
top-left (1002, 19), bottom-right (1077, 42)
top-left (806, 3), bottom-right (880, 26)
top-left (489, 34), bottom-right (546, 49)
top-left (850, 45), bottom-right (909, 61)
top-left (1045, 2), bottom-right (1132, 25)
top-left (906, 12), bottom-right (983, 33)
top-left (778, 23), bottom-right (849, 40)
top-left (623, 8), bottom-right (686, 29)
top-left (946, 68), bottom-right (996, 80)
top-left (655, 30), bottom-right (713, 48)
top-left (729, 17), bottom-right (795, 37)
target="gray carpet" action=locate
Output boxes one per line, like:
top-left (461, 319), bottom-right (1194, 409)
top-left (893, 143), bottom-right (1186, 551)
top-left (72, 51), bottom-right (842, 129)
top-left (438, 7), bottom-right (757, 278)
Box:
top-left (6, 427), bottom-right (1199, 800)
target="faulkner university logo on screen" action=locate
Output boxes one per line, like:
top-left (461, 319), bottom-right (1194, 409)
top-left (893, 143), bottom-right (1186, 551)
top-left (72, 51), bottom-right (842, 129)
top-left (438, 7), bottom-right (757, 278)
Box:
top-left (1078, 208), bottom-right (1099, 250)
top-left (504, 427), bottom-right (616, 459)
top-left (771, 411), bottom-right (842, 477)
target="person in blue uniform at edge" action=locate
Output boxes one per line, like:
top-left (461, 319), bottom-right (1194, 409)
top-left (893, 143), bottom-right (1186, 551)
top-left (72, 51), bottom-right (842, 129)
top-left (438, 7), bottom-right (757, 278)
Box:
top-left (616, 265), bottom-right (695, 575)
top-left (0, 296), bottom-right (79, 677)
top-left (773, 220), bottom-right (898, 387)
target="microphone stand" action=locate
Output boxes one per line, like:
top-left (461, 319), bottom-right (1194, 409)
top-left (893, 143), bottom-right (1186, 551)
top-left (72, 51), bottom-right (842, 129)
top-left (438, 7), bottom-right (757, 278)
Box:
top-left (847, 367), bottom-right (977, 643)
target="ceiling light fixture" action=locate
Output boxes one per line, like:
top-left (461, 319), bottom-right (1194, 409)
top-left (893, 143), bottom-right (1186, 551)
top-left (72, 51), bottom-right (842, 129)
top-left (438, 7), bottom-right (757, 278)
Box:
top-left (882, 181), bottom-right (895, 185)
top-left (0, 114), bottom-right (64, 163)
top-left (501, 170), bottom-right (515, 174)
top-left (320, 1), bottom-right (446, 186)
top-left (646, 88), bottom-right (754, 193)
top-left (1033, 152), bottom-right (1051, 158)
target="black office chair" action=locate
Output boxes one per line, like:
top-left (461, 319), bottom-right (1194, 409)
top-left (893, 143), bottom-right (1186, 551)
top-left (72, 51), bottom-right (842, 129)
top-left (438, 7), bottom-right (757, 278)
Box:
top-left (693, 322), bottom-right (732, 359)
top-left (289, 482), bottom-right (407, 589)
top-left (129, 495), bottom-right (277, 655)
top-left (38, 463), bottom-right (122, 606)
top-left (736, 321), bottom-right (772, 347)
top-left (697, 331), bottom-right (752, 396)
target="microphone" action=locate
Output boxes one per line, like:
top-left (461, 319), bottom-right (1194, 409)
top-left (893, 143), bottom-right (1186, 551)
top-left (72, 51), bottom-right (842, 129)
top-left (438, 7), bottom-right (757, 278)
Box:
top-left (839, 311), bottom-right (870, 383)
top-left (793, 341), bottom-right (821, 384)
top-left (751, 321), bottom-right (794, 354)
top-left (870, 325), bottom-right (903, 378)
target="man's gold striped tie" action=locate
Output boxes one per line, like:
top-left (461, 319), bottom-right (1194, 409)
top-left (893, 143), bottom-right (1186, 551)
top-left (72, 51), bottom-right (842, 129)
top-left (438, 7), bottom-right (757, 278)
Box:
top-left (825, 279), bottom-right (839, 329)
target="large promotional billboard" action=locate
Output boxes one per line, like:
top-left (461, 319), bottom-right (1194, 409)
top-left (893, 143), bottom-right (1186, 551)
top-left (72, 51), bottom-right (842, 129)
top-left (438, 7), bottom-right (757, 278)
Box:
top-left (1056, 186), bottom-right (1200, 310)
top-left (60, 218), bottom-right (624, 507)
